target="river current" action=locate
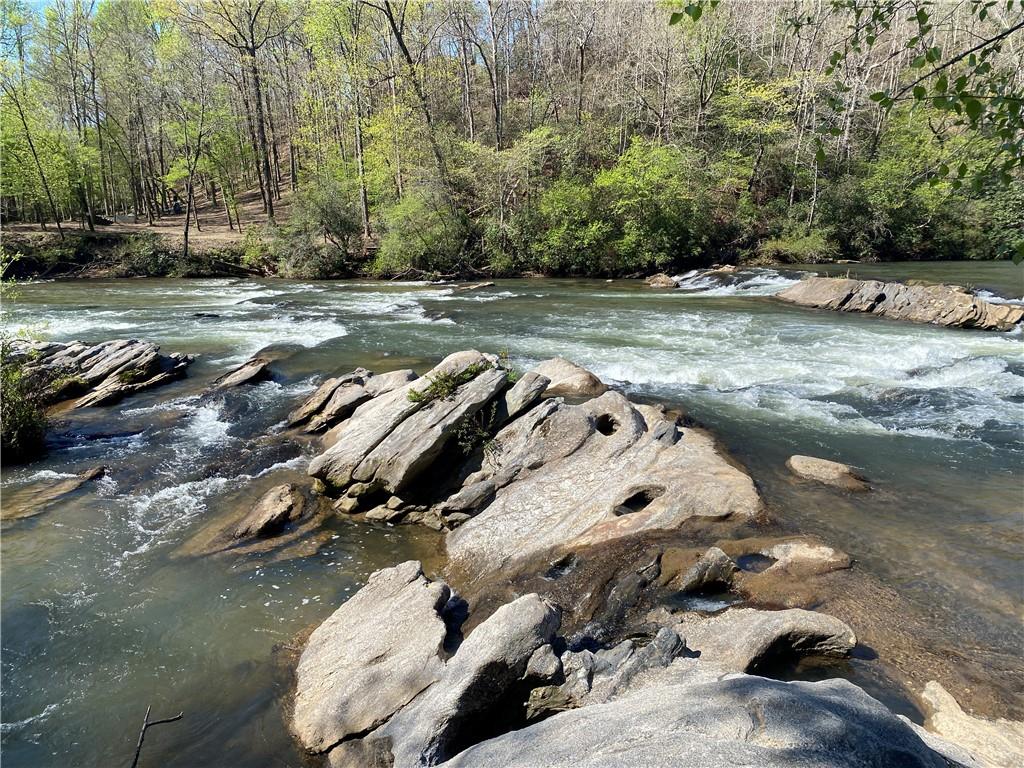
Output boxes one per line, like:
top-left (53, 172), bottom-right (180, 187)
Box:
top-left (2, 263), bottom-right (1022, 766)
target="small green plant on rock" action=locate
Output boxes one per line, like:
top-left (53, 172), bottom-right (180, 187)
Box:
top-left (407, 362), bottom-right (491, 404)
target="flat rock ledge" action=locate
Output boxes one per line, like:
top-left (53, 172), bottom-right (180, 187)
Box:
top-left (10, 339), bottom-right (193, 408)
top-left (776, 276), bottom-right (1024, 331)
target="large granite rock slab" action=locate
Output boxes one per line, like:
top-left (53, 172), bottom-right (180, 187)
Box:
top-left (308, 351), bottom-right (498, 491)
top-left (367, 593), bottom-right (561, 767)
top-left (445, 660), bottom-right (953, 768)
top-left (292, 561), bottom-right (450, 754)
top-left (777, 276), bottom-right (1024, 331)
top-left (447, 391), bottom-right (761, 577)
top-left (10, 339), bottom-right (193, 408)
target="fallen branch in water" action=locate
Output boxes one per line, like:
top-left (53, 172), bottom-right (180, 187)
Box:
top-left (129, 705), bottom-right (184, 768)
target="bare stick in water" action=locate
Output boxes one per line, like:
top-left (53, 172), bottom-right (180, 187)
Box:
top-left (130, 704), bottom-right (184, 768)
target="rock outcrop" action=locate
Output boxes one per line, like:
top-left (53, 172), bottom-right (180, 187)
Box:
top-left (530, 357), bottom-right (607, 398)
top-left (786, 454), bottom-right (869, 491)
top-left (308, 351), bottom-right (502, 495)
top-left (447, 391), bottom-right (761, 577)
top-left (292, 561), bottom-right (450, 754)
top-left (776, 276), bottom-right (1024, 331)
top-left (445, 660), bottom-right (955, 768)
top-left (211, 356), bottom-right (272, 389)
top-left (645, 273), bottom-right (679, 289)
top-left (10, 339), bottom-right (193, 408)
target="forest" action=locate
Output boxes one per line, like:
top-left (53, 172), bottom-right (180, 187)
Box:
top-left (1, 0), bottom-right (1023, 278)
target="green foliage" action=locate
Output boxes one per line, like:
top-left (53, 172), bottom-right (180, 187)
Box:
top-left (758, 230), bottom-right (837, 264)
top-left (374, 185), bottom-right (470, 277)
top-left (0, 341), bottom-right (48, 464)
top-left (109, 232), bottom-right (172, 277)
top-left (407, 362), bottom-right (492, 404)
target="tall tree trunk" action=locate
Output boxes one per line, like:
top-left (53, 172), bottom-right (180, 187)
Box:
top-left (248, 49), bottom-right (276, 221)
top-left (7, 88), bottom-right (64, 239)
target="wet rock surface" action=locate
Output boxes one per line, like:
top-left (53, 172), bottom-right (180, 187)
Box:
top-left (211, 356), bottom-right (272, 389)
top-left (787, 454), bottom-right (869, 491)
top-left (920, 681), bottom-right (1024, 768)
top-left (777, 276), bottom-right (1024, 331)
top-left (11, 338), bottom-right (193, 408)
top-left (285, 350), bottom-right (1007, 768)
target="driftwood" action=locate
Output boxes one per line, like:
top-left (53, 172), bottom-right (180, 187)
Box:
top-left (129, 705), bottom-right (184, 768)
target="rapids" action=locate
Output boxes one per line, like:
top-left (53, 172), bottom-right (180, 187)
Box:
top-left (1, 264), bottom-right (1021, 766)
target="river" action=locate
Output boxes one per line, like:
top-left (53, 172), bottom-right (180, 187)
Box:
top-left (2, 263), bottom-right (1022, 766)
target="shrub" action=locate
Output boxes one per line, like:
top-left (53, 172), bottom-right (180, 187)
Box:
top-left (374, 185), bottom-right (470, 277)
top-left (757, 229), bottom-right (838, 263)
top-left (0, 341), bottom-right (48, 464)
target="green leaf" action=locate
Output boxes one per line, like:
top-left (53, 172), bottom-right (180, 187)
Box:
top-left (869, 91), bottom-right (887, 101)
top-left (815, 144), bottom-right (826, 164)
top-left (669, 11), bottom-right (684, 24)
top-left (684, 4), bottom-right (703, 22)
top-left (913, 85), bottom-right (927, 99)
top-left (936, 74), bottom-right (948, 93)
top-left (911, 55), bottom-right (926, 68)
top-left (964, 98), bottom-right (983, 121)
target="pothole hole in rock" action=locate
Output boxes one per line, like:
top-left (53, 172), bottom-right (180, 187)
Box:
top-left (595, 413), bottom-right (619, 436)
top-left (736, 553), bottom-right (776, 573)
top-left (543, 553), bottom-right (579, 580)
top-left (613, 487), bottom-right (664, 516)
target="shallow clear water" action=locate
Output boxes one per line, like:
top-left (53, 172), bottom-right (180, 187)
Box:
top-left (2, 266), bottom-right (1022, 765)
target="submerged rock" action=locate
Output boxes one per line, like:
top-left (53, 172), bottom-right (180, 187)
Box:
top-left (920, 680), bottom-right (1024, 768)
top-left (669, 607), bottom-right (856, 674)
top-left (787, 454), bottom-right (869, 491)
top-left (776, 276), bottom-right (1024, 331)
top-left (444, 661), bottom-right (954, 768)
top-left (233, 483), bottom-right (303, 538)
top-left (1, 465), bottom-right (107, 520)
top-left (530, 357), bottom-right (607, 398)
top-left (11, 339), bottom-right (193, 408)
top-left (292, 561), bottom-right (450, 754)
top-left (211, 356), bottom-right (271, 389)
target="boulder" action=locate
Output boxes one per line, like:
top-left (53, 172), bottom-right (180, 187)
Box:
top-left (645, 273), bottom-right (679, 289)
top-left (675, 546), bottom-right (737, 593)
top-left (786, 454), bottom-right (869, 491)
top-left (287, 369), bottom-right (371, 427)
top-left (350, 367), bottom-right (508, 495)
top-left (292, 561), bottom-right (450, 754)
top-left (306, 383), bottom-right (371, 433)
top-left (233, 484), bottom-right (303, 538)
top-left (499, 371), bottom-right (549, 423)
top-left (444, 661), bottom-right (954, 768)
top-left (670, 607), bottom-right (856, 674)
top-left (211, 356), bottom-right (271, 389)
top-left (760, 537), bottom-right (852, 576)
top-left (308, 351), bottom-right (497, 491)
top-left (530, 357), bottom-right (607, 398)
top-left (920, 680), bottom-right (1024, 768)
top-left (367, 594), bottom-right (561, 767)
top-left (447, 392), bottom-right (761, 578)
top-left (776, 276), bottom-right (1024, 331)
